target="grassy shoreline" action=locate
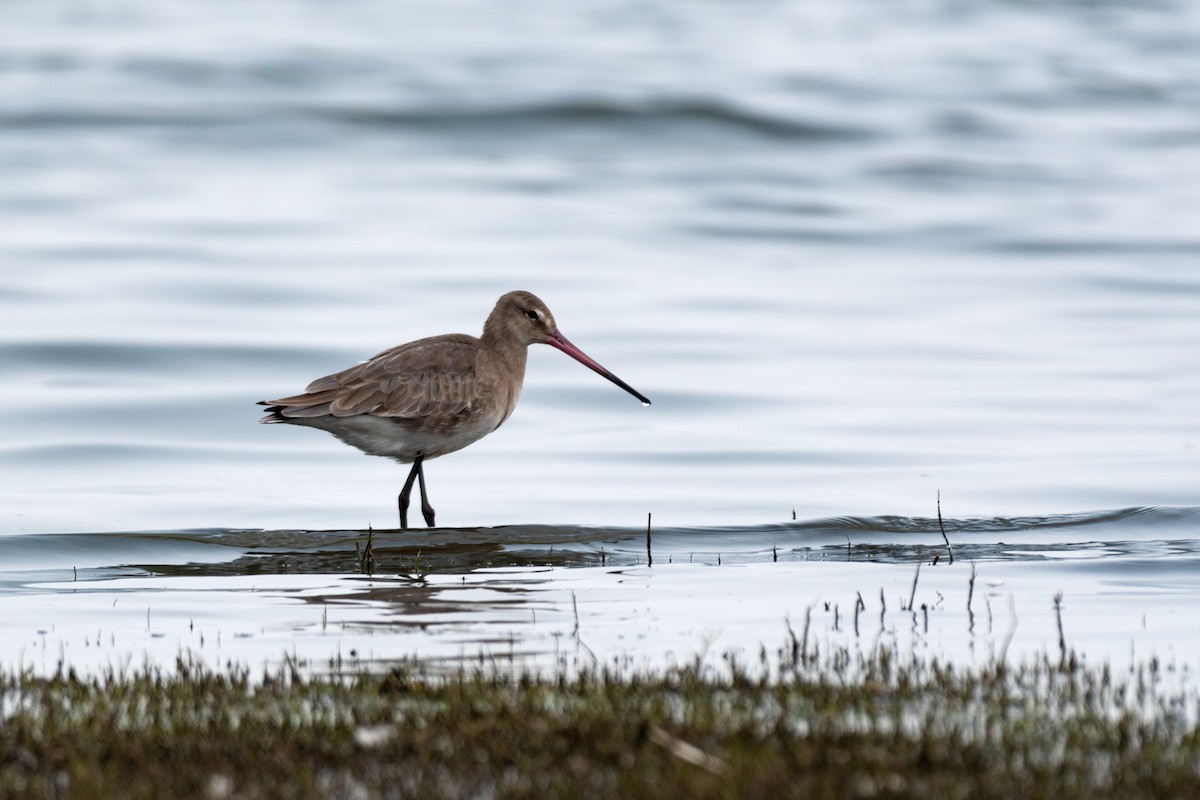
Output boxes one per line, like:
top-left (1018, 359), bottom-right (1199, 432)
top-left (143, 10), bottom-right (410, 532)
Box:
top-left (3, 644), bottom-right (1198, 799)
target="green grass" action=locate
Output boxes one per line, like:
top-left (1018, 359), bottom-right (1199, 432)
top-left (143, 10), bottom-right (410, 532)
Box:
top-left (2, 645), bottom-right (1198, 799)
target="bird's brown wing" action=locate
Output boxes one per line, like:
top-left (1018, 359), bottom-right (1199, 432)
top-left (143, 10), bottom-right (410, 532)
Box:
top-left (264, 335), bottom-right (479, 420)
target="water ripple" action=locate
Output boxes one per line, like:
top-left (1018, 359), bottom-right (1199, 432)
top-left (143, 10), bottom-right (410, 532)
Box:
top-left (1, 97), bottom-right (878, 143)
top-left (2, 506), bottom-right (1196, 578)
top-left (320, 98), bottom-right (877, 142)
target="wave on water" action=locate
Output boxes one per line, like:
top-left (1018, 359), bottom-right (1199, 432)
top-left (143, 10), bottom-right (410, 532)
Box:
top-left (805, 505), bottom-right (1200, 535)
top-left (0, 96), bottom-right (874, 143)
top-left (0, 340), bottom-right (335, 376)
top-left (319, 97), bottom-right (874, 142)
top-left (1, 506), bottom-right (1197, 580)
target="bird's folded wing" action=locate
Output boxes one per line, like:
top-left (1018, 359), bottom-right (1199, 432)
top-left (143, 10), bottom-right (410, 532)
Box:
top-left (269, 336), bottom-right (478, 419)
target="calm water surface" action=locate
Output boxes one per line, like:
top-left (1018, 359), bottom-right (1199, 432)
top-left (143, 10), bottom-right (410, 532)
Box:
top-left (2, 0), bottom-right (1198, 674)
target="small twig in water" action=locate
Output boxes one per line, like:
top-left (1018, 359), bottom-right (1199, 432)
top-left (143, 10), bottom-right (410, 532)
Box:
top-left (937, 490), bottom-right (953, 564)
top-left (967, 562), bottom-right (977, 632)
top-left (646, 512), bottom-right (653, 567)
top-left (800, 605), bottom-right (812, 664)
top-left (907, 561), bottom-right (921, 610)
top-left (358, 526), bottom-right (376, 574)
top-left (998, 594), bottom-right (1018, 663)
top-left (1054, 591), bottom-right (1067, 666)
top-left (571, 590), bottom-right (580, 639)
top-left (571, 589), bottom-right (597, 664)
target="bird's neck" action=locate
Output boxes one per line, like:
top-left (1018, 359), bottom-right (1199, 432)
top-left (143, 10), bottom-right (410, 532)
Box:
top-left (480, 325), bottom-right (529, 378)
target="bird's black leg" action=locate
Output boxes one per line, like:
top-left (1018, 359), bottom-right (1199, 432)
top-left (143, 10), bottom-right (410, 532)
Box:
top-left (416, 458), bottom-right (436, 527)
top-left (398, 457), bottom-right (423, 530)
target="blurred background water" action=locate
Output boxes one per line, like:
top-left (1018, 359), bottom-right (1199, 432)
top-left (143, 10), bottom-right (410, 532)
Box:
top-left (2, 0), bottom-right (1199, 536)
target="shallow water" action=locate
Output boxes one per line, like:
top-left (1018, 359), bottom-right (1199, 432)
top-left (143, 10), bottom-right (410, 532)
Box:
top-left (4, 508), bottom-right (1200, 678)
top-left (2, 0), bottom-right (1199, 674)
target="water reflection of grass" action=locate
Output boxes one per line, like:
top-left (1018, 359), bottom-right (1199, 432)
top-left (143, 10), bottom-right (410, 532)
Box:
top-left (3, 643), bottom-right (1198, 799)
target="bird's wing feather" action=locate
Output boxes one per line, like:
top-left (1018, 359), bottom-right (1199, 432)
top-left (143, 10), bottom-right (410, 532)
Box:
top-left (266, 335), bottom-right (479, 420)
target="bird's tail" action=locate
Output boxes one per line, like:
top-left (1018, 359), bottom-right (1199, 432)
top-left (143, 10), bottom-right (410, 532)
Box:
top-left (257, 401), bottom-right (289, 424)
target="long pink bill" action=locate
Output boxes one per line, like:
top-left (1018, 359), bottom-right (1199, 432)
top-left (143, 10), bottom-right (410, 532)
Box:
top-left (546, 330), bottom-right (651, 406)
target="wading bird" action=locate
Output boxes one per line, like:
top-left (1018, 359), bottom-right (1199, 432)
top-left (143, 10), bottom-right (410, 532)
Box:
top-left (259, 290), bottom-right (650, 528)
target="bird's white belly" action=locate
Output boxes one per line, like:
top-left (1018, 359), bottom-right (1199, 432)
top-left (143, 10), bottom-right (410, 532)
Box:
top-left (296, 411), bottom-right (505, 462)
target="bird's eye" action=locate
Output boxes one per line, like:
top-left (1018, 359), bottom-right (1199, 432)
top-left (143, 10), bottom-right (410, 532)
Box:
top-left (524, 309), bottom-right (539, 320)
